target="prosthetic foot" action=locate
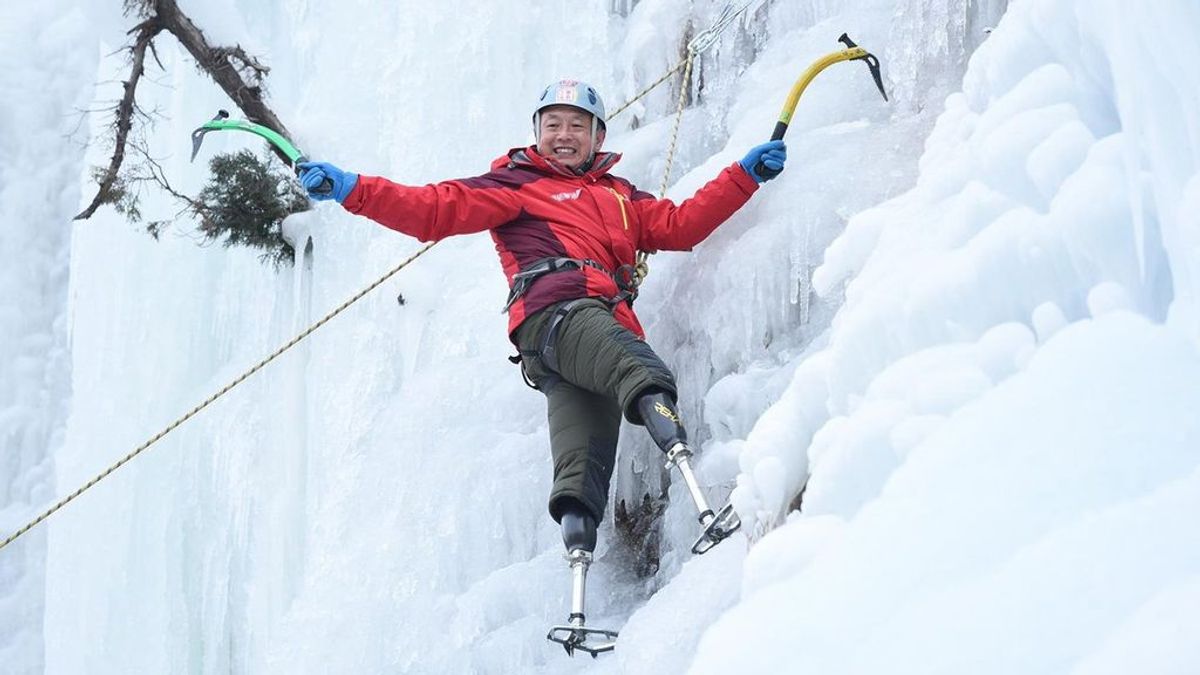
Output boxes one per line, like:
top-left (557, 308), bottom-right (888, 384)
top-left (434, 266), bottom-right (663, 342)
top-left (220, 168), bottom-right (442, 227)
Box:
top-left (546, 508), bottom-right (618, 657)
top-left (637, 391), bottom-right (742, 555)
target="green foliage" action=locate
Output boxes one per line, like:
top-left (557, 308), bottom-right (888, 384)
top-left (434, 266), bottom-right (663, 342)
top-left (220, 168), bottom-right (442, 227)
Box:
top-left (195, 149), bottom-right (310, 266)
top-left (91, 165), bottom-right (142, 222)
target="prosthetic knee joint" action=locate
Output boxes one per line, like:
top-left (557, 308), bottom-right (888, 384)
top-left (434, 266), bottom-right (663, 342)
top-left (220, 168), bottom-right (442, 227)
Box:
top-left (546, 504), bottom-right (617, 657)
top-left (636, 390), bottom-right (742, 555)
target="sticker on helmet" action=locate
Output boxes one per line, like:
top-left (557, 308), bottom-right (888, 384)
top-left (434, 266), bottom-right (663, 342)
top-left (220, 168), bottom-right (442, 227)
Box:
top-left (555, 86), bottom-right (578, 104)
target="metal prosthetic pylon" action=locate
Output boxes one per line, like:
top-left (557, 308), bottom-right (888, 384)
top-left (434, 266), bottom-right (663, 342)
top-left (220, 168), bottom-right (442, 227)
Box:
top-left (664, 442), bottom-right (742, 555)
top-left (546, 509), bottom-right (617, 657)
top-left (546, 549), bottom-right (618, 657)
top-left (637, 391), bottom-right (742, 555)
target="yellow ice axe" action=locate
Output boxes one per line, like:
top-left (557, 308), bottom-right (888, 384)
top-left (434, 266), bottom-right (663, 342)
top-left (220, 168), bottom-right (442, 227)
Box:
top-left (756, 33), bottom-right (888, 178)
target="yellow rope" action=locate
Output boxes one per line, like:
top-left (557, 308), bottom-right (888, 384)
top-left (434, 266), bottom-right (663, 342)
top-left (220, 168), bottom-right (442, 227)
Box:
top-left (635, 50), bottom-right (696, 283)
top-left (0, 242), bottom-right (436, 553)
top-left (607, 59), bottom-right (689, 120)
top-left (658, 53), bottom-right (696, 199)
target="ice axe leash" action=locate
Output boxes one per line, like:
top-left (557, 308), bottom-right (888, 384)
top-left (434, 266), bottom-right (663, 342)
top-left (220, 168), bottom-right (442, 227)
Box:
top-left (754, 33), bottom-right (889, 179)
top-left (190, 110), bottom-right (334, 195)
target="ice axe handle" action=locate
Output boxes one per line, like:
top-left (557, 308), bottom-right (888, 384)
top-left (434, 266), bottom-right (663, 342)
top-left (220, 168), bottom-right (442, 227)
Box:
top-left (294, 156), bottom-right (334, 197)
top-left (752, 121), bottom-right (789, 181)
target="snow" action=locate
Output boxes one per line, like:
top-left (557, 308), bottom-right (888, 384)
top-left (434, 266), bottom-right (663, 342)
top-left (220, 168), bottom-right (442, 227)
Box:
top-left (0, 0), bottom-right (1197, 673)
top-left (702, 0), bottom-right (1200, 671)
top-left (1071, 576), bottom-right (1200, 675)
top-left (701, 310), bottom-right (1200, 673)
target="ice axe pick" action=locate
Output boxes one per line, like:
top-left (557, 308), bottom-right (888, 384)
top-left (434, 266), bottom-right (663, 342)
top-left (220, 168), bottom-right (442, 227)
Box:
top-left (190, 110), bottom-right (333, 196)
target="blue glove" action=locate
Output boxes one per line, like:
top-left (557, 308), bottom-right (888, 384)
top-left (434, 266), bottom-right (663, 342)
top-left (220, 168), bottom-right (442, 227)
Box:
top-left (739, 140), bottom-right (787, 183)
top-left (297, 161), bottom-right (359, 203)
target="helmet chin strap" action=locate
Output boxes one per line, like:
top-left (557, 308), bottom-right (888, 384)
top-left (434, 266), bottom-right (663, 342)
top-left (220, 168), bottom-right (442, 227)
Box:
top-left (573, 116), bottom-right (603, 174)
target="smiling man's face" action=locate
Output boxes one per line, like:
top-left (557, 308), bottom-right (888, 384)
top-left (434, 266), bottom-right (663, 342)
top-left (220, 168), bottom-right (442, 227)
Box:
top-left (536, 105), bottom-right (605, 171)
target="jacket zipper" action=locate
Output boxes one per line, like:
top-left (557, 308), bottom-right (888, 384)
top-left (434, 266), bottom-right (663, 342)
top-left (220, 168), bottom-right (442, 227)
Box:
top-left (606, 187), bottom-right (629, 230)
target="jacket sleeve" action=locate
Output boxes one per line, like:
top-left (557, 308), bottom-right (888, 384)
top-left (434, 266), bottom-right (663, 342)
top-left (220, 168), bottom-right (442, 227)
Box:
top-left (632, 162), bottom-right (759, 252)
top-left (341, 173), bottom-right (523, 242)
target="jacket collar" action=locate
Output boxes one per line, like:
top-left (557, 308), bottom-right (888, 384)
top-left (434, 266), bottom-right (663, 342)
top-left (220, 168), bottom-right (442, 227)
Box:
top-left (494, 146), bottom-right (622, 180)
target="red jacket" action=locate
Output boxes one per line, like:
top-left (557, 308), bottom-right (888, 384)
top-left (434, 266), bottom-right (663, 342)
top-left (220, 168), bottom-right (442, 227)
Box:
top-left (342, 146), bottom-right (759, 339)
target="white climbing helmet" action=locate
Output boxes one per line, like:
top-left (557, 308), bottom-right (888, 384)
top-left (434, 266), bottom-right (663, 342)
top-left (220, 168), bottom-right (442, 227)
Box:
top-left (533, 80), bottom-right (607, 142)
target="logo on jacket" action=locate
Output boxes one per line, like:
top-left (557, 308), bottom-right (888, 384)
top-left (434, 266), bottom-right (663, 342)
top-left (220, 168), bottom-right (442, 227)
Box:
top-left (551, 188), bottom-right (582, 202)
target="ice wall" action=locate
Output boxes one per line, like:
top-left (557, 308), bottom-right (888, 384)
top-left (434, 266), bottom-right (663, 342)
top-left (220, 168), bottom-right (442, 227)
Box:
top-left (698, 0), bottom-right (1200, 671)
top-left (0, 4), bottom-right (98, 673)
top-left (28, 0), bottom-right (989, 671)
top-left (11, 0), bottom-right (1193, 673)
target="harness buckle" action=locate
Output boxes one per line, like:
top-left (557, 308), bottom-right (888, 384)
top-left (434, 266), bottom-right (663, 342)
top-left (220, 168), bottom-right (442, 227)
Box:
top-left (502, 257), bottom-right (615, 313)
top-left (611, 264), bottom-right (640, 306)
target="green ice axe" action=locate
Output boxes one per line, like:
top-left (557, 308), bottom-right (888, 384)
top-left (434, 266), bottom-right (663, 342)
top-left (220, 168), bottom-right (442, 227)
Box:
top-left (755, 33), bottom-right (888, 179)
top-left (190, 110), bottom-right (333, 196)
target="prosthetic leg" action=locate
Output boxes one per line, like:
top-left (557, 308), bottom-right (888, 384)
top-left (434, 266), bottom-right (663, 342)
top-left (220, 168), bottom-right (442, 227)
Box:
top-left (637, 391), bottom-right (742, 555)
top-left (546, 506), bottom-right (618, 657)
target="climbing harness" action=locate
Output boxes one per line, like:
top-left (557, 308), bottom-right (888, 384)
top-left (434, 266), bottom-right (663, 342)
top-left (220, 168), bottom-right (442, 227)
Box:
top-left (505, 261), bottom-right (604, 390)
top-left (503, 257), bottom-right (607, 312)
top-left (505, 256), bottom-right (640, 392)
top-left (503, 256), bottom-right (640, 314)
top-left (526, 297), bottom-right (589, 385)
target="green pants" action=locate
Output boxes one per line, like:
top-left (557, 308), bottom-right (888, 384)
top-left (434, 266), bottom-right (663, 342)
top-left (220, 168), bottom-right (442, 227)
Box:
top-left (515, 299), bottom-right (678, 524)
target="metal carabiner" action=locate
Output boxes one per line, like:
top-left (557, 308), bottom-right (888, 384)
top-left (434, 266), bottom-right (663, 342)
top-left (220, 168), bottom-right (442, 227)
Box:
top-left (687, 0), bottom-right (763, 55)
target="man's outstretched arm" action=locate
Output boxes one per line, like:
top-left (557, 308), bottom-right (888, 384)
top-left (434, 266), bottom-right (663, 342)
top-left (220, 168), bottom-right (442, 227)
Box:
top-left (633, 140), bottom-right (786, 252)
top-left (299, 161), bottom-right (522, 242)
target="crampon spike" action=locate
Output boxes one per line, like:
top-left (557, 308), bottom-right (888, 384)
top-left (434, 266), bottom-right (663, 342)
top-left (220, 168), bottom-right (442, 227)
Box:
top-left (547, 625), bottom-right (618, 658)
top-left (691, 502), bottom-right (743, 555)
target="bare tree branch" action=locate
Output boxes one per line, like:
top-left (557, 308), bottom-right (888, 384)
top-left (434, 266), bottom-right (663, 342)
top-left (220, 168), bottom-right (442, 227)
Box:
top-left (212, 45), bottom-right (270, 85)
top-left (123, 0), bottom-right (154, 19)
top-left (130, 140), bottom-right (207, 216)
top-left (74, 18), bottom-right (163, 220)
top-left (77, 0), bottom-right (299, 226)
top-left (147, 38), bottom-right (165, 71)
top-left (152, 0), bottom-right (293, 164)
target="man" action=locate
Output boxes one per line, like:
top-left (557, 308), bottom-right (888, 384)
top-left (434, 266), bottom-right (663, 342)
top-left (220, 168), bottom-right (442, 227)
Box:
top-left (298, 80), bottom-right (785, 655)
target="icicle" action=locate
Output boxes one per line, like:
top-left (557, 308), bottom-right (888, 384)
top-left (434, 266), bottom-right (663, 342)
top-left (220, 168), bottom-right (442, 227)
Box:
top-left (789, 217), bottom-right (812, 325)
